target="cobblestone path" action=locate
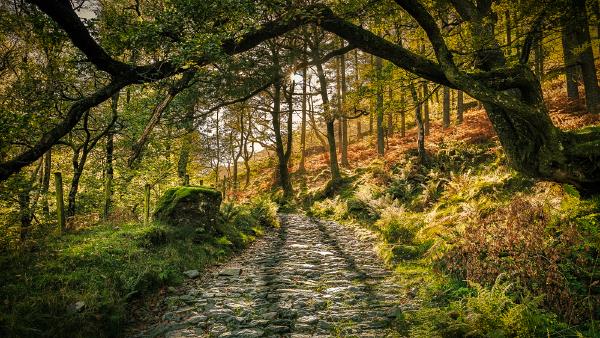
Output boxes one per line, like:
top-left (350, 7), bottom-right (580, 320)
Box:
top-left (137, 214), bottom-right (409, 337)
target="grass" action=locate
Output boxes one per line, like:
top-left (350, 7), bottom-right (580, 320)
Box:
top-left (0, 197), bottom-right (278, 338)
top-left (306, 139), bottom-right (600, 337)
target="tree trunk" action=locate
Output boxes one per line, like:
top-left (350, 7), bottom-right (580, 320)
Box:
top-left (354, 49), bottom-right (362, 141)
top-left (271, 79), bottom-right (293, 198)
top-left (505, 10), bottom-right (512, 55)
top-left (457, 90), bottom-right (464, 124)
top-left (400, 91), bottom-right (406, 137)
top-left (67, 167), bottom-right (82, 217)
top-left (571, 0), bottom-right (600, 113)
top-left (314, 43), bottom-right (341, 181)
top-left (103, 93), bottom-right (118, 221)
top-left (442, 86), bottom-right (450, 128)
top-left (422, 82), bottom-right (430, 135)
top-left (177, 133), bottom-right (191, 184)
top-left (340, 47), bottom-right (349, 167)
top-left (562, 26), bottom-right (580, 101)
top-left (299, 64), bottom-right (308, 172)
top-left (103, 132), bottom-right (114, 221)
top-left (388, 86), bottom-right (394, 134)
top-left (533, 29), bottom-right (544, 81)
top-left (410, 83), bottom-right (427, 163)
top-left (375, 56), bottom-right (384, 156)
top-left (41, 150), bottom-right (51, 218)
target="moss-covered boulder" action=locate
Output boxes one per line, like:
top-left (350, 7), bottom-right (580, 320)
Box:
top-left (153, 186), bottom-right (222, 229)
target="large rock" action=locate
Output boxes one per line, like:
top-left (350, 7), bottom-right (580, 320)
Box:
top-left (153, 186), bottom-right (221, 228)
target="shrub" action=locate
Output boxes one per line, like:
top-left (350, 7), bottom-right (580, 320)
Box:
top-left (249, 196), bottom-right (279, 228)
top-left (439, 194), bottom-right (600, 324)
top-left (375, 207), bottom-right (422, 244)
top-left (408, 277), bottom-right (569, 338)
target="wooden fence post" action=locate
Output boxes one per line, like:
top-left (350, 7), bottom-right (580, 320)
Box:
top-left (144, 184), bottom-right (151, 225)
top-left (199, 179), bottom-right (204, 186)
top-left (54, 172), bottom-right (65, 233)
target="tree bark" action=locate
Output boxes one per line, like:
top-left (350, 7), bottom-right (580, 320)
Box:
top-left (442, 86), bottom-right (450, 128)
top-left (422, 82), bottom-right (430, 135)
top-left (400, 91), bottom-right (406, 137)
top-left (388, 86), bottom-right (394, 135)
top-left (410, 83), bottom-right (427, 163)
top-left (562, 26), bottom-right (580, 101)
top-left (299, 62), bottom-right (308, 172)
top-left (375, 56), bottom-right (385, 156)
top-left (271, 78), bottom-right (293, 198)
top-left (457, 90), bottom-right (464, 124)
top-left (314, 38), bottom-right (341, 181)
top-left (41, 150), bottom-right (51, 218)
top-left (340, 46), bottom-right (349, 167)
top-left (571, 0), bottom-right (600, 113)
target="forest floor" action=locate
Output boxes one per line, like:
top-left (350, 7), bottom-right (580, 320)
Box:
top-left (129, 214), bottom-right (410, 337)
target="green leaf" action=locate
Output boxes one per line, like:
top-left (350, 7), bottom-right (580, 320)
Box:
top-left (563, 184), bottom-right (580, 198)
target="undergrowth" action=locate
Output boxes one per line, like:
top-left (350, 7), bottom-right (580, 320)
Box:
top-left (0, 197), bottom-right (278, 338)
top-left (308, 140), bottom-right (600, 337)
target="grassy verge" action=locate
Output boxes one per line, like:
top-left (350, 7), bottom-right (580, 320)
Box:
top-left (0, 197), bottom-right (278, 338)
top-left (307, 141), bottom-right (600, 337)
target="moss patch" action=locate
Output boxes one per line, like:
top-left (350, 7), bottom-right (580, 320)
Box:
top-left (154, 186), bottom-right (222, 228)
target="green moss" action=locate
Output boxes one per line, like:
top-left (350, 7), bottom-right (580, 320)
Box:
top-left (153, 186), bottom-right (222, 228)
top-left (154, 186), bottom-right (221, 219)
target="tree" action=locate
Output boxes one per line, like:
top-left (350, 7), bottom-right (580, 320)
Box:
top-left (5, 0), bottom-right (600, 193)
top-left (561, 26), bottom-right (580, 101)
top-left (442, 86), bottom-right (450, 129)
top-left (375, 56), bottom-right (385, 156)
top-left (308, 1), bottom-right (600, 192)
top-left (568, 0), bottom-right (600, 113)
top-left (311, 27), bottom-right (341, 181)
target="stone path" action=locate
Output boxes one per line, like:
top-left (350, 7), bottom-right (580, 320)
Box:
top-left (136, 214), bottom-right (412, 337)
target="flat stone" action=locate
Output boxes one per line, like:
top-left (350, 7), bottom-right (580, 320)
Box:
top-left (68, 301), bottom-right (85, 313)
top-left (262, 312), bottom-right (278, 320)
top-left (297, 315), bottom-right (318, 324)
top-left (185, 314), bottom-right (207, 324)
top-left (232, 328), bottom-right (264, 337)
top-left (219, 268), bottom-right (242, 277)
top-left (183, 269), bottom-right (200, 278)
